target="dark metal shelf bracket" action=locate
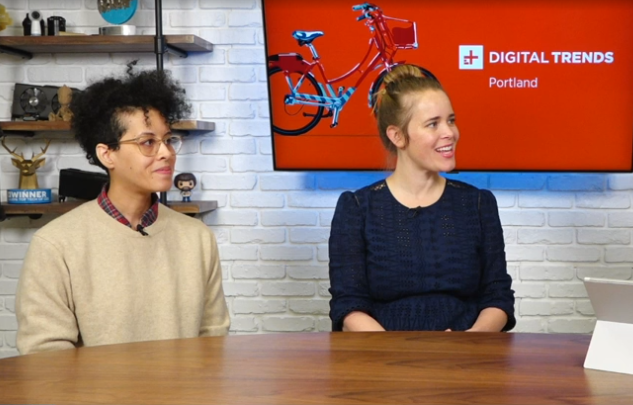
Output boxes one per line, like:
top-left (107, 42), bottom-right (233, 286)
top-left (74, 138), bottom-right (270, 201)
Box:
top-left (0, 45), bottom-right (32, 60)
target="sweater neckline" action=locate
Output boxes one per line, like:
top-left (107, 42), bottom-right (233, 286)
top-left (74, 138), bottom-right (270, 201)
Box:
top-left (381, 178), bottom-right (448, 212)
top-left (89, 200), bottom-right (169, 237)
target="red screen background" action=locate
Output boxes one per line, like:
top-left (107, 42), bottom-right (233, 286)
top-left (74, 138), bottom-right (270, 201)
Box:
top-left (264, 0), bottom-right (633, 171)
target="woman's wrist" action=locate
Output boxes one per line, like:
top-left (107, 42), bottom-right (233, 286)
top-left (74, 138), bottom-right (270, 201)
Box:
top-left (468, 307), bottom-right (508, 332)
top-left (343, 311), bottom-right (386, 332)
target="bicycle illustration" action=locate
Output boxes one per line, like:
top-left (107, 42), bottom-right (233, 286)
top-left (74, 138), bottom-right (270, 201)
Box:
top-left (267, 2), bottom-right (437, 136)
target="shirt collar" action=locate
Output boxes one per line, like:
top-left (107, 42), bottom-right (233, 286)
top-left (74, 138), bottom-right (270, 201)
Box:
top-left (97, 184), bottom-right (159, 229)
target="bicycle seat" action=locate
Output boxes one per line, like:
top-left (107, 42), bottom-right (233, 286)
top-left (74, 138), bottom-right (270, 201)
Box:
top-left (293, 30), bottom-right (324, 46)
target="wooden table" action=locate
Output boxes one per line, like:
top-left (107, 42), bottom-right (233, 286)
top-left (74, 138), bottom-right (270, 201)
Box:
top-left (0, 332), bottom-right (632, 404)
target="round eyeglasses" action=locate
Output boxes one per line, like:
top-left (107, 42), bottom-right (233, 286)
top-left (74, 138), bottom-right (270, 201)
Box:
top-left (112, 134), bottom-right (183, 157)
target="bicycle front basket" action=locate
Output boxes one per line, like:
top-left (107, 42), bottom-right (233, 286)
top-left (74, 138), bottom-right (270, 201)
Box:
top-left (390, 20), bottom-right (417, 49)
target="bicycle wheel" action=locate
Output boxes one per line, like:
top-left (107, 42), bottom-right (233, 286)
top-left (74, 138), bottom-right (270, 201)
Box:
top-left (268, 67), bottom-right (324, 136)
top-left (368, 65), bottom-right (438, 109)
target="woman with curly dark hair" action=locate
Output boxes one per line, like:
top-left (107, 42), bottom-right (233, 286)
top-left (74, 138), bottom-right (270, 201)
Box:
top-left (15, 67), bottom-right (230, 354)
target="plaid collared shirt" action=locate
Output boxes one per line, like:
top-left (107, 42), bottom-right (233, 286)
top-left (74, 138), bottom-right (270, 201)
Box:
top-left (97, 185), bottom-right (159, 229)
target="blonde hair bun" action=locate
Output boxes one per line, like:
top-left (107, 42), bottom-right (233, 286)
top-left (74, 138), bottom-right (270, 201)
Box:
top-left (382, 64), bottom-right (426, 86)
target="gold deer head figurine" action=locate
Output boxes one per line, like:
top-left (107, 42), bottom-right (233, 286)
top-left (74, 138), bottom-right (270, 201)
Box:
top-left (1, 137), bottom-right (52, 189)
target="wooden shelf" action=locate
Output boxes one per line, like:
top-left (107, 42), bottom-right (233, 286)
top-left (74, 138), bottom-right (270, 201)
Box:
top-left (1, 200), bottom-right (217, 219)
top-left (0, 35), bottom-right (213, 55)
top-left (167, 200), bottom-right (218, 215)
top-left (2, 202), bottom-right (80, 216)
top-left (0, 120), bottom-right (215, 134)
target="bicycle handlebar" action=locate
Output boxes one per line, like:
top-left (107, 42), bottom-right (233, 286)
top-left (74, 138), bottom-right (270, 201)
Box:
top-left (352, 3), bottom-right (380, 13)
top-left (353, 3), bottom-right (381, 22)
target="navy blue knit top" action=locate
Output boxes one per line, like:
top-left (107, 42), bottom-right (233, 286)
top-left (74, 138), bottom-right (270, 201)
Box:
top-left (328, 179), bottom-right (515, 332)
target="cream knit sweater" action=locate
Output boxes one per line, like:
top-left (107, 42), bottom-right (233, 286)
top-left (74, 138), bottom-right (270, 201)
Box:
top-left (16, 200), bottom-right (229, 354)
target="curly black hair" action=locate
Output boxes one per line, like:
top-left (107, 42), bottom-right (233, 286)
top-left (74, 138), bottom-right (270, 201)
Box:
top-left (70, 63), bottom-right (191, 171)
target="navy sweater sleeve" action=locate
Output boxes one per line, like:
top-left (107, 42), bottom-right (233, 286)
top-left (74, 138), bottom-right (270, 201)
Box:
top-left (328, 191), bottom-right (374, 331)
top-left (477, 189), bottom-right (516, 331)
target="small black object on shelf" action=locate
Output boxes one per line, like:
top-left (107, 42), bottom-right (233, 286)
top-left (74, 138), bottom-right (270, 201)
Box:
top-left (47, 16), bottom-right (66, 36)
top-left (22, 13), bottom-right (31, 36)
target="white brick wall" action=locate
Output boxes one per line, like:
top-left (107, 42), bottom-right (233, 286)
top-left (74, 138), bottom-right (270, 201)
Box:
top-left (1, 0), bottom-right (633, 359)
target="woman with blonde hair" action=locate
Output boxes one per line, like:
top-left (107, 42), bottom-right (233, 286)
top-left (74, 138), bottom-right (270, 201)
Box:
top-left (328, 65), bottom-right (515, 332)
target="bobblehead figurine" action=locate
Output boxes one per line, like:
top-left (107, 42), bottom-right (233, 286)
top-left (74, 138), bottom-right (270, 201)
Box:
top-left (174, 172), bottom-right (196, 202)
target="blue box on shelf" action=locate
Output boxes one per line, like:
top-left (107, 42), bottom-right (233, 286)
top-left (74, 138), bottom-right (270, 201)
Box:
top-left (7, 189), bottom-right (52, 204)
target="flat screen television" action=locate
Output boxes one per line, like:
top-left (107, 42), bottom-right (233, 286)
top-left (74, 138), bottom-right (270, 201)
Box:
top-left (262, 0), bottom-right (633, 171)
